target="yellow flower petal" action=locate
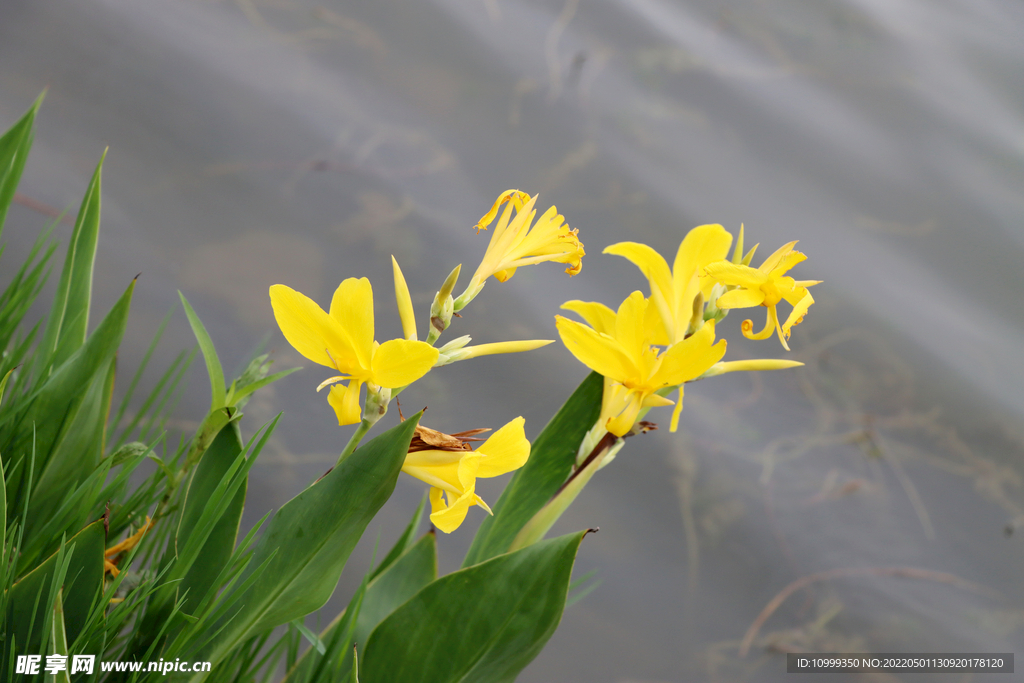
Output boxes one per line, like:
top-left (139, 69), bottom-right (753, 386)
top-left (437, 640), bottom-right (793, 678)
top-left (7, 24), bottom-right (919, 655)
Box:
top-left (555, 315), bottom-right (637, 382)
top-left (704, 261), bottom-right (767, 290)
top-left (402, 450), bottom-right (465, 495)
top-left (370, 339), bottom-right (439, 388)
top-left (603, 242), bottom-right (674, 313)
top-left (654, 320), bottom-right (727, 387)
top-left (476, 417), bottom-right (530, 477)
top-left (391, 256), bottom-right (417, 341)
top-left (781, 292), bottom-right (814, 339)
top-left (716, 287), bottom-right (766, 309)
top-left (673, 224), bottom-right (732, 317)
top-left (328, 380), bottom-right (363, 425)
top-left (330, 278), bottom-right (375, 369)
top-left (561, 300), bottom-right (617, 336)
top-left (456, 452), bottom-right (483, 491)
top-left (606, 394), bottom-right (643, 437)
top-left (757, 240), bottom-right (799, 272)
top-left (474, 189), bottom-right (531, 233)
top-left (770, 249), bottom-right (807, 276)
top-left (269, 285), bottom-right (356, 370)
top-left (614, 292), bottom-right (650, 361)
top-left (430, 486), bottom-right (476, 533)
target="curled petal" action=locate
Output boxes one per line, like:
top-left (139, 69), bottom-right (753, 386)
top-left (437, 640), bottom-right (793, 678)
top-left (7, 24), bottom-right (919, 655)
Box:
top-left (782, 293), bottom-right (814, 339)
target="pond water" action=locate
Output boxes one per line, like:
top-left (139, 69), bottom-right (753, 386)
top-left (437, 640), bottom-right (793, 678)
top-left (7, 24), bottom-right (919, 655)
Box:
top-left (2, 0), bottom-right (1023, 680)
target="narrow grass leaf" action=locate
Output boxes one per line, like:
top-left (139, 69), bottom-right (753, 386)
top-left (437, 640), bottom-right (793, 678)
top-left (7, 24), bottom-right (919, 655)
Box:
top-left (179, 292), bottom-right (226, 410)
top-left (0, 93), bottom-right (41, 235)
top-left (35, 150), bottom-right (107, 376)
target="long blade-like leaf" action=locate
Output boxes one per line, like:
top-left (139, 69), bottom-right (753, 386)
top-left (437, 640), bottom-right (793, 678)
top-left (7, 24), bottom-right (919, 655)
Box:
top-left (201, 414), bottom-right (420, 668)
top-left (0, 93), bottom-right (42, 236)
top-left (179, 292), bottom-right (226, 410)
top-left (35, 150), bottom-right (107, 376)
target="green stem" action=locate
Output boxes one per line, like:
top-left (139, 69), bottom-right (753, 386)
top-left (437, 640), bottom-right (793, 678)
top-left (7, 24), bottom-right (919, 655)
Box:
top-left (337, 419), bottom-right (372, 466)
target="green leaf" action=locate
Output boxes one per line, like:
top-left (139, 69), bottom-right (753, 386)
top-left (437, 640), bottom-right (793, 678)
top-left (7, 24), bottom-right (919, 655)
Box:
top-left (22, 358), bottom-right (115, 554)
top-left (5, 520), bottom-right (104, 657)
top-left (0, 369), bottom-right (10, 544)
top-left (34, 150), bottom-right (107, 377)
top-left (463, 372), bottom-right (602, 566)
top-left (46, 589), bottom-right (71, 683)
top-left (179, 292), bottom-right (226, 410)
top-left (284, 507), bottom-right (436, 683)
top-left (202, 414), bottom-right (421, 667)
top-left (352, 532), bottom-right (436, 655)
top-left (0, 92), bottom-right (41, 236)
top-left (370, 493), bottom-right (426, 582)
top-left (363, 529), bottom-right (591, 683)
top-left (2, 279), bottom-right (135, 520)
top-left (174, 422), bottom-right (247, 614)
top-left (284, 531), bottom-right (437, 683)
top-left (292, 619), bottom-right (326, 656)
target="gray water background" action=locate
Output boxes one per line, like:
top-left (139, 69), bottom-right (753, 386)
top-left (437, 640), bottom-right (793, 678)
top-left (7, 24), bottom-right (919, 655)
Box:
top-left (2, 0), bottom-right (1023, 680)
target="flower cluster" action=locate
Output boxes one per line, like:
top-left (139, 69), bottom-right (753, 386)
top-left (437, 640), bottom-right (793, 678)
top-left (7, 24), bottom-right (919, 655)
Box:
top-left (269, 190), bottom-right (583, 531)
top-left (559, 224), bottom-right (816, 441)
top-left (270, 189), bottom-right (817, 532)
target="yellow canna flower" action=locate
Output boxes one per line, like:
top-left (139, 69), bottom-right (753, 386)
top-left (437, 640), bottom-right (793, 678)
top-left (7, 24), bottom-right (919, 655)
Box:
top-left (269, 279), bottom-right (439, 425)
top-left (703, 241), bottom-right (820, 351)
top-left (402, 417), bottom-right (531, 533)
top-left (556, 291), bottom-right (727, 435)
top-left (458, 190), bottom-right (585, 307)
top-left (604, 225), bottom-right (733, 345)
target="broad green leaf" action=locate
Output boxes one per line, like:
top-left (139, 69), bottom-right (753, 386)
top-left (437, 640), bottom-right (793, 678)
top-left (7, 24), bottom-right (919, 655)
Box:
top-left (175, 422), bottom-right (247, 614)
top-left (363, 530), bottom-right (591, 683)
top-left (5, 521), bottom-right (104, 656)
top-left (370, 493), bottom-right (426, 581)
top-left (0, 93), bottom-right (41, 236)
top-left (179, 292), bottom-right (226, 410)
top-left (202, 414), bottom-right (421, 667)
top-left (2, 279), bottom-right (135, 517)
top-left (35, 150), bottom-right (107, 376)
top-left (463, 372), bottom-right (602, 566)
top-left (284, 531), bottom-right (437, 683)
